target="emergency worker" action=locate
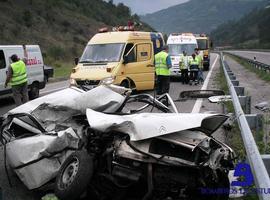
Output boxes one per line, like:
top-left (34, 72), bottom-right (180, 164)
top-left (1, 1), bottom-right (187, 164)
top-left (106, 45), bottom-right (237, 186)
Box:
top-left (179, 51), bottom-right (189, 84)
top-left (154, 45), bottom-right (172, 95)
top-left (5, 45), bottom-right (29, 106)
top-left (189, 54), bottom-right (199, 85)
top-left (195, 48), bottom-right (204, 84)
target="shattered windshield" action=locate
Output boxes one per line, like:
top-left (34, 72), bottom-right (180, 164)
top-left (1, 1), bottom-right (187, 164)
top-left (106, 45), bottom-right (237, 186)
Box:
top-left (80, 43), bottom-right (125, 63)
top-left (168, 44), bottom-right (197, 56)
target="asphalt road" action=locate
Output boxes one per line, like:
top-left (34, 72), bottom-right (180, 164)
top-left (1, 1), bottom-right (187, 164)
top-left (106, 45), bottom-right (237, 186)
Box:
top-left (0, 54), bottom-right (221, 200)
top-left (226, 50), bottom-right (270, 65)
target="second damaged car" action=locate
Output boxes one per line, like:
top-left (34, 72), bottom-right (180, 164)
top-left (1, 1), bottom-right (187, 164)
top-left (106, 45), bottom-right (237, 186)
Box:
top-left (0, 85), bottom-right (235, 200)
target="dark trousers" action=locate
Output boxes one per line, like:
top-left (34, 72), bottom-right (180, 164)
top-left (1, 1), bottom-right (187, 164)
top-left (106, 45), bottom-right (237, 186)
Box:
top-left (156, 75), bottom-right (170, 95)
top-left (12, 82), bottom-right (29, 106)
top-left (181, 69), bottom-right (189, 84)
top-left (190, 70), bottom-right (198, 82)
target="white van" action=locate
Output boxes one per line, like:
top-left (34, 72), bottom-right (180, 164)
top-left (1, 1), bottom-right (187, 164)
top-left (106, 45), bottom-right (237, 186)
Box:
top-left (0, 45), bottom-right (45, 99)
top-left (167, 33), bottom-right (198, 77)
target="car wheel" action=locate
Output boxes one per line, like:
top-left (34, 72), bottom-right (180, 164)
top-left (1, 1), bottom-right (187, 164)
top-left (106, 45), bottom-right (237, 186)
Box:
top-left (29, 83), bottom-right (40, 100)
top-left (55, 151), bottom-right (94, 200)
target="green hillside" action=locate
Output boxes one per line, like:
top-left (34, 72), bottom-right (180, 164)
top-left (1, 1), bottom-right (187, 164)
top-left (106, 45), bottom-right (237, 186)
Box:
top-left (140, 0), bottom-right (267, 34)
top-left (0, 0), bottom-right (153, 69)
top-left (210, 4), bottom-right (270, 48)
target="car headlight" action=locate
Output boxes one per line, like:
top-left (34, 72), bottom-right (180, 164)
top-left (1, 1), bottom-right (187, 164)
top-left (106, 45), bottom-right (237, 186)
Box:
top-left (70, 78), bottom-right (77, 86)
top-left (100, 76), bottom-right (115, 85)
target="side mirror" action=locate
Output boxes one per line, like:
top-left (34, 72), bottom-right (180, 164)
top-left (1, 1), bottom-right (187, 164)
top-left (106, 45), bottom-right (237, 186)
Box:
top-left (74, 57), bottom-right (79, 65)
top-left (210, 41), bottom-right (213, 48)
top-left (123, 55), bottom-right (129, 64)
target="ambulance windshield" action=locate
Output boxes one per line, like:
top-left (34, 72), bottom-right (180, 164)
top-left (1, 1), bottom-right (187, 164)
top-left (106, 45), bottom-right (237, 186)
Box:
top-left (80, 43), bottom-right (125, 63)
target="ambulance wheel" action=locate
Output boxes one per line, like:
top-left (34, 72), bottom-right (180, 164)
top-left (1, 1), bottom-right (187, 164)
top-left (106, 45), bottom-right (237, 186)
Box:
top-left (55, 151), bottom-right (93, 200)
top-left (29, 83), bottom-right (39, 99)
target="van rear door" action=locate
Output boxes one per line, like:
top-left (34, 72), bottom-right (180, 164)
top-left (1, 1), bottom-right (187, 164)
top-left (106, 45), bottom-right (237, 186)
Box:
top-left (25, 46), bottom-right (45, 86)
top-left (0, 49), bottom-right (8, 94)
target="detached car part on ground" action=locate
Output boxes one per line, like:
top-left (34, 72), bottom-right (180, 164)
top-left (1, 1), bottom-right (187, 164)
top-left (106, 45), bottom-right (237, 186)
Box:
top-left (0, 85), bottom-right (235, 200)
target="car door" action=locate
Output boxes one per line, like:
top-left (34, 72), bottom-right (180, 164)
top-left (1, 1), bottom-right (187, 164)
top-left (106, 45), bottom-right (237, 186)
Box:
top-left (124, 42), bottom-right (154, 90)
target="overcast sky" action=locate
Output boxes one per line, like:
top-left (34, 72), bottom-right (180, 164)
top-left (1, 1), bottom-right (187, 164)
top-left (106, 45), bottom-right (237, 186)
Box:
top-left (111, 0), bottom-right (189, 15)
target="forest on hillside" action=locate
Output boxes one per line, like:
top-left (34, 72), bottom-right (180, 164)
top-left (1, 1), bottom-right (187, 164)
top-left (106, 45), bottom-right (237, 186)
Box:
top-left (0, 0), bottom-right (153, 65)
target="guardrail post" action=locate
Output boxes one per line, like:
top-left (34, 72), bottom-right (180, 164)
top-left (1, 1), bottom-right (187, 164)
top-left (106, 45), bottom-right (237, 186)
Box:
top-left (234, 86), bottom-right (245, 96)
top-left (239, 96), bottom-right (251, 114)
top-left (245, 114), bottom-right (263, 131)
top-left (231, 80), bottom-right (239, 86)
top-left (229, 75), bottom-right (236, 80)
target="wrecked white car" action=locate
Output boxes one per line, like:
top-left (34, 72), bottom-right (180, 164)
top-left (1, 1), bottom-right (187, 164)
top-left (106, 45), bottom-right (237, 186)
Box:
top-left (0, 85), bottom-right (235, 200)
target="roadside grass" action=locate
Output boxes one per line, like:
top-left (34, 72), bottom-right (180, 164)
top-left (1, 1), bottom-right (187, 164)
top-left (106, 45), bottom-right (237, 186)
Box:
top-left (44, 57), bottom-right (74, 79)
top-left (227, 54), bottom-right (270, 82)
top-left (53, 62), bottom-right (73, 79)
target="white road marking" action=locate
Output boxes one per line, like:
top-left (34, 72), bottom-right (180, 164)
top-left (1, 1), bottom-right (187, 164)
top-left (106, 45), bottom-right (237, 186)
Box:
top-left (191, 54), bottom-right (219, 113)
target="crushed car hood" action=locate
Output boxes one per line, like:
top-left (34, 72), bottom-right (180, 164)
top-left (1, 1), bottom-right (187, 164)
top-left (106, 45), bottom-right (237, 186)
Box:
top-left (86, 109), bottom-right (228, 140)
top-left (7, 85), bottom-right (129, 115)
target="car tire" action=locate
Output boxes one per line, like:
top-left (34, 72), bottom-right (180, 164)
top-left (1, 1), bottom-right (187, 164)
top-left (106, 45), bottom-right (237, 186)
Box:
top-left (29, 83), bottom-right (40, 100)
top-left (55, 151), bottom-right (94, 200)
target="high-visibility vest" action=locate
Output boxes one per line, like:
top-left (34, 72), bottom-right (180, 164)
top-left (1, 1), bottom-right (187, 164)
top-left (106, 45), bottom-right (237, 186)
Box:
top-left (189, 58), bottom-right (199, 66)
top-left (196, 54), bottom-right (203, 69)
top-left (155, 51), bottom-right (170, 76)
top-left (10, 60), bottom-right (28, 86)
top-left (179, 55), bottom-right (189, 70)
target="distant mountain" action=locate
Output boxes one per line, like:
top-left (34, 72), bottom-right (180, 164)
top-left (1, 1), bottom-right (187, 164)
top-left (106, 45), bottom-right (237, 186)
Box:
top-left (211, 4), bottom-right (270, 48)
top-left (140, 0), bottom-right (268, 34)
top-left (0, 0), bottom-right (153, 62)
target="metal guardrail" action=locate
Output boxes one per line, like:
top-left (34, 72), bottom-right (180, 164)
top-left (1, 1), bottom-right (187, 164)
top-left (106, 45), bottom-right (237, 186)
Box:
top-left (221, 52), bottom-right (270, 200)
top-left (225, 52), bottom-right (270, 72)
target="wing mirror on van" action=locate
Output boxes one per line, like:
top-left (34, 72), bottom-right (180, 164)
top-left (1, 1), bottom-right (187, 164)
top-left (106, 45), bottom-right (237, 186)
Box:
top-left (74, 57), bottom-right (79, 65)
top-left (123, 55), bottom-right (129, 64)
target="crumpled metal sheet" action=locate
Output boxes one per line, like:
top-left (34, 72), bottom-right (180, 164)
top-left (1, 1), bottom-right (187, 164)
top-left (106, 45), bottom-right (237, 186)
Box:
top-left (6, 128), bottom-right (79, 189)
top-left (86, 109), bottom-right (224, 141)
top-left (7, 85), bottom-right (127, 115)
top-left (208, 95), bottom-right (232, 103)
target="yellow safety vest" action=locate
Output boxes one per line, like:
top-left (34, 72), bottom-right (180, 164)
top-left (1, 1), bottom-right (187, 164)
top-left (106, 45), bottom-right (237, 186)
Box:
top-left (10, 60), bottom-right (28, 86)
top-left (189, 58), bottom-right (199, 66)
top-left (196, 54), bottom-right (203, 69)
top-left (179, 55), bottom-right (189, 70)
top-left (155, 51), bottom-right (170, 76)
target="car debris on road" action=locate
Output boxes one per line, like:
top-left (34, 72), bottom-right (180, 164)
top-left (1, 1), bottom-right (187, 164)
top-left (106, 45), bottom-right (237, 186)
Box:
top-left (0, 84), bottom-right (236, 200)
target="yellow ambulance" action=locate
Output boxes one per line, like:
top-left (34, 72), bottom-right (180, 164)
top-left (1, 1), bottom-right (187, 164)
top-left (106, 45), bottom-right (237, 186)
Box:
top-left (70, 28), bottom-right (164, 91)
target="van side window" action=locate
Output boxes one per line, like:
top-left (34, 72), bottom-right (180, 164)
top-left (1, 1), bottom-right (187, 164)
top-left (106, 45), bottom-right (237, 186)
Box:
top-left (125, 44), bottom-right (137, 63)
top-left (0, 50), bottom-right (6, 69)
top-left (137, 43), bottom-right (151, 62)
top-left (124, 43), bottom-right (134, 55)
